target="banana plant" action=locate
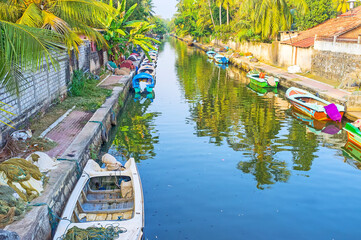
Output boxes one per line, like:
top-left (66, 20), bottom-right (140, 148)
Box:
top-left (101, 0), bottom-right (159, 61)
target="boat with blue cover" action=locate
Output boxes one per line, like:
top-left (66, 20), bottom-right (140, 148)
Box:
top-left (132, 73), bottom-right (155, 93)
top-left (214, 54), bottom-right (229, 64)
top-left (206, 51), bottom-right (216, 59)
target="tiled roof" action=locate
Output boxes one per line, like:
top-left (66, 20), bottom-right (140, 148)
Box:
top-left (282, 6), bottom-right (361, 48)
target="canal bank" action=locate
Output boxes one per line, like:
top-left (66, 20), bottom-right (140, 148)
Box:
top-left (175, 36), bottom-right (361, 121)
top-left (105, 38), bottom-right (361, 240)
top-left (3, 56), bottom-right (143, 239)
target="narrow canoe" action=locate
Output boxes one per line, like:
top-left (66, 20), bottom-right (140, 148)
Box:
top-left (285, 87), bottom-right (345, 121)
top-left (138, 65), bottom-right (156, 78)
top-left (206, 51), bottom-right (216, 59)
top-left (53, 158), bottom-right (144, 240)
top-left (248, 82), bottom-right (278, 95)
top-left (132, 73), bottom-right (155, 93)
top-left (344, 123), bottom-right (361, 146)
top-left (214, 54), bottom-right (229, 64)
top-left (342, 140), bottom-right (361, 170)
top-left (246, 73), bottom-right (279, 88)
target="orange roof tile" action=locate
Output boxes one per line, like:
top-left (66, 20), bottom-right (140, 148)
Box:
top-left (282, 6), bottom-right (361, 48)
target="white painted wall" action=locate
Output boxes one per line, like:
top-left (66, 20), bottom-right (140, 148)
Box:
top-left (214, 40), bottom-right (313, 71)
top-left (314, 40), bottom-right (361, 55)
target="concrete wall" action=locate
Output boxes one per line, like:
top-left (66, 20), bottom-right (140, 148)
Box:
top-left (217, 40), bottom-right (313, 71)
top-left (312, 49), bottom-right (361, 82)
top-left (315, 40), bottom-right (361, 55)
top-left (0, 40), bottom-right (107, 145)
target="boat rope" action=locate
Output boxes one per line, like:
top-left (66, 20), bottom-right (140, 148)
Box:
top-left (56, 158), bottom-right (82, 178)
top-left (28, 202), bottom-right (72, 237)
top-left (89, 120), bottom-right (108, 142)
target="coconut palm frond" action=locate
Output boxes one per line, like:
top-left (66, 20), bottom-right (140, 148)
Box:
top-left (16, 3), bottom-right (43, 27)
top-left (0, 20), bottom-right (64, 94)
top-left (0, 2), bottom-right (22, 21)
top-left (52, 0), bottom-right (114, 28)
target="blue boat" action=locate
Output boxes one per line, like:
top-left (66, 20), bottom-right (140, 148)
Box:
top-left (214, 54), bottom-right (229, 64)
top-left (206, 51), bottom-right (217, 59)
top-left (132, 73), bottom-right (155, 93)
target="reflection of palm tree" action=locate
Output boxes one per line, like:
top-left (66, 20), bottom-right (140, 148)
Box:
top-left (173, 38), bottom-right (291, 189)
top-left (286, 119), bottom-right (318, 171)
top-left (112, 97), bottom-right (160, 161)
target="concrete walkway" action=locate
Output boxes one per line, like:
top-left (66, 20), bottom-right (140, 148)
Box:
top-left (45, 111), bottom-right (93, 158)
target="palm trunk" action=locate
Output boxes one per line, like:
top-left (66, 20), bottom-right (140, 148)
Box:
top-left (226, 4), bottom-right (229, 25)
top-left (219, 4), bottom-right (222, 26)
top-left (208, 0), bottom-right (216, 29)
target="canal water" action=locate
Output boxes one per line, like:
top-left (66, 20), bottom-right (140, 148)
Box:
top-left (106, 38), bottom-right (361, 240)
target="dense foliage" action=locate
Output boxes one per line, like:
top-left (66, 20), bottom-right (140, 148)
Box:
top-left (295, 0), bottom-right (336, 30)
top-left (173, 0), bottom-right (354, 42)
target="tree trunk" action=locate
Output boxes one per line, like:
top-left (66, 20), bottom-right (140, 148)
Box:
top-left (226, 4), bottom-right (229, 25)
top-left (219, 4), bottom-right (222, 26)
top-left (208, 0), bottom-right (216, 29)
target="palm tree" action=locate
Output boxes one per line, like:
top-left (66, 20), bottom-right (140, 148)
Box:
top-left (0, 0), bottom-right (113, 94)
top-left (223, 0), bottom-right (234, 25)
top-left (242, 0), bottom-right (307, 40)
top-left (217, 0), bottom-right (223, 26)
top-left (335, 0), bottom-right (349, 13)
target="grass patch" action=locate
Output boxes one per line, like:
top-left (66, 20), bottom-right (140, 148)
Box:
top-left (30, 70), bottom-right (112, 137)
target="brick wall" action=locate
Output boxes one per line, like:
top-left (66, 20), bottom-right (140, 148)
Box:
top-left (0, 40), bottom-right (107, 145)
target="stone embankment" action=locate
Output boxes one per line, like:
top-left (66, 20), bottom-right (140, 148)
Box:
top-left (3, 56), bottom-right (143, 240)
top-left (175, 36), bottom-right (361, 121)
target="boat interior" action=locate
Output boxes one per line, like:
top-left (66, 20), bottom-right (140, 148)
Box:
top-left (140, 68), bottom-right (154, 74)
top-left (295, 97), bottom-right (328, 106)
top-left (72, 176), bottom-right (134, 223)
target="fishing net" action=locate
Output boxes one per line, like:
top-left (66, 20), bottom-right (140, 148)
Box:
top-left (0, 186), bottom-right (27, 228)
top-left (62, 226), bottom-right (126, 240)
top-left (0, 158), bottom-right (43, 201)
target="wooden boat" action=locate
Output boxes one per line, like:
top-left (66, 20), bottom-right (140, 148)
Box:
top-left (248, 82), bottom-right (278, 95)
top-left (290, 109), bottom-right (341, 135)
top-left (53, 158), bottom-right (144, 240)
top-left (138, 65), bottom-right (156, 78)
top-left (286, 87), bottom-right (345, 121)
top-left (344, 122), bottom-right (361, 146)
top-left (132, 73), bottom-right (155, 93)
top-left (214, 54), bottom-right (229, 64)
top-left (246, 72), bottom-right (279, 88)
top-left (206, 51), bottom-right (216, 59)
top-left (342, 140), bottom-right (361, 170)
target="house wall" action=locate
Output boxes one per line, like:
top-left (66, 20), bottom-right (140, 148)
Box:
top-left (219, 40), bottom-right (313, 71)
top-left (0, 40), bottom-right (107, 145)
top-left (314, 40), bottom-right (361, 55)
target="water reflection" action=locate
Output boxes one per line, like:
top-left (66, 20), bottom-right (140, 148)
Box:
top-left (110, 94), bottom-right (160, 161)
top-left (171, 38), bottom-right (350, 189)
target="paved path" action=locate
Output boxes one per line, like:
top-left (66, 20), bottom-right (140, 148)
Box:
top-left (45, 110), bottom-right (93, 158)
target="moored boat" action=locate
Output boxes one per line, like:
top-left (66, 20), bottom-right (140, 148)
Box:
top-left (247, 82), bottom-right (278, 95)
top-left (138, 65), bottom-right (156, 78)
top-left (206, 51), bottom-right (216, 59)
top-left (53, 157), bottom-right (144, 240)
top-left (214, 54), bottom-right (229, 64)
top-left (246, 72), bottom-right (279, 88)
top-left (132, 73), bottom-right (155, 93)
top-left (286, 87), bottom-right (345, 121)
top-left (344, 122), bottom-right (361, 146)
